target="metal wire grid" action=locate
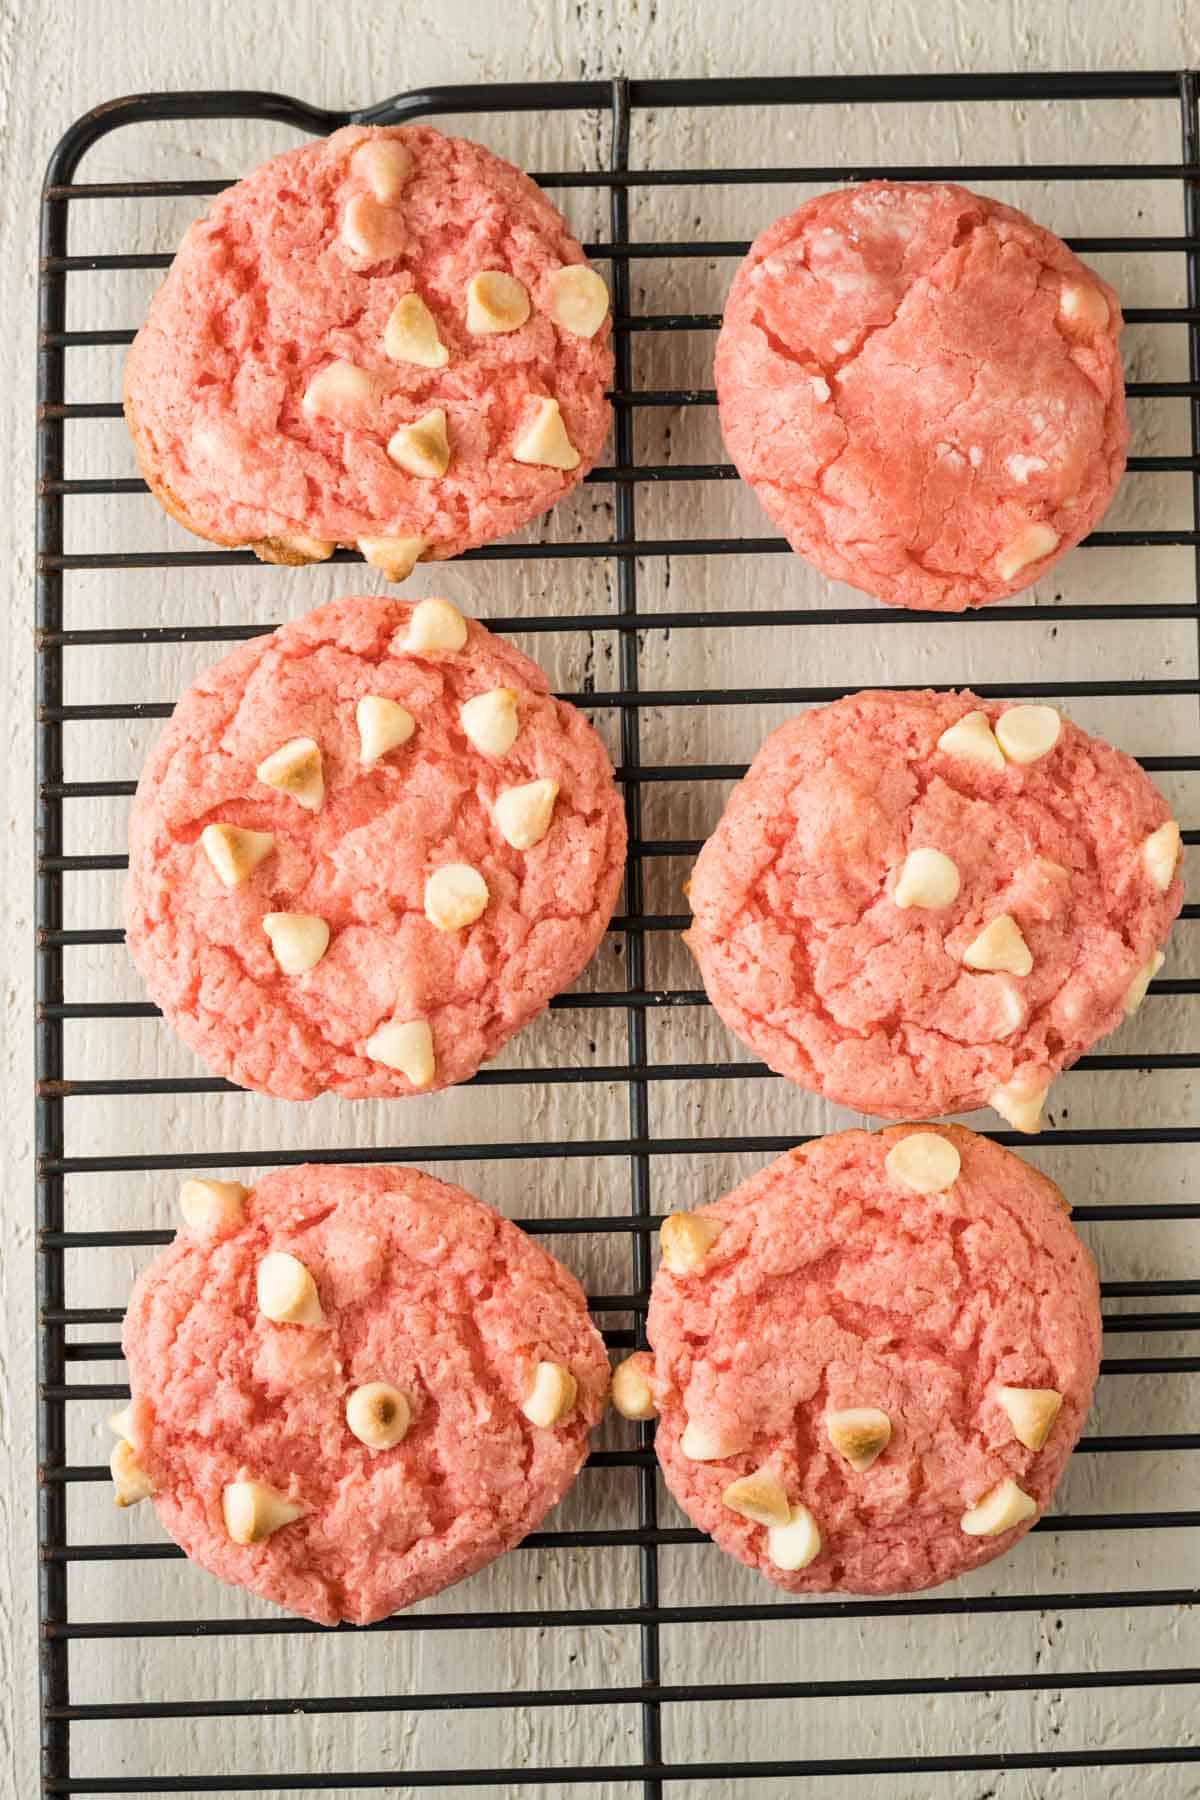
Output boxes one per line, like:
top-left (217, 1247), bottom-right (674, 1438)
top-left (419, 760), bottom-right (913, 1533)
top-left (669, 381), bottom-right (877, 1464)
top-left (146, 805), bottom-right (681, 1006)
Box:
top-left (34, 71), bottom-right (1200, 1795)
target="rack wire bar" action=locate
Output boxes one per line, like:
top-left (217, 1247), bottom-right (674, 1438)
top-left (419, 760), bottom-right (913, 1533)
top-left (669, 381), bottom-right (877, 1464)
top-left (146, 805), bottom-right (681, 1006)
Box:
top-left (39, 1662), bottom-right (1200, 1722)
top-left (35, 1745), bottom-right (1200, 1794)
top-left (33, 1583), bottom-right (1200, 1642)
top-left (36, 69), bottom-right (1199, 1798)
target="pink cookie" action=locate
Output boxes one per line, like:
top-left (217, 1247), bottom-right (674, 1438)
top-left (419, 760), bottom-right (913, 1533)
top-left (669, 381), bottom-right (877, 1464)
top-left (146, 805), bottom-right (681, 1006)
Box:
top-left (124, 595), bottom-right (626, 1099)
top-left (684, 689), bottom-right (1182, 1131)
top-left (116, 1163), bottom-right (609, 1625)
top-left (646, 1126), bottom-right (1101, 1597)
top-left (124, 124), bottom-right (612, 575)
top-left (716, 182), bottom-right (1127, 612)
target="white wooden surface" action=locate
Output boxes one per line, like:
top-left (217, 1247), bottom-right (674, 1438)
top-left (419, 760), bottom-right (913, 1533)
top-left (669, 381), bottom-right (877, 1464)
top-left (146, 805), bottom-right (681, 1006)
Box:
top-left (3, 4), bottom-right (1199, 1796)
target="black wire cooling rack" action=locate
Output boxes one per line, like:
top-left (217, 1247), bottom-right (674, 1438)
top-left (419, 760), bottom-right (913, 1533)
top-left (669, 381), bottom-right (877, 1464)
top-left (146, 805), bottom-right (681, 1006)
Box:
top-left (35, 72), bottom-right (1200, 1796)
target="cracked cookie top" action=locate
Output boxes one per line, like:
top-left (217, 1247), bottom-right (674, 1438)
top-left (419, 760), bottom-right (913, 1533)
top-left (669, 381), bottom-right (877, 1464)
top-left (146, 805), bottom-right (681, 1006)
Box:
top-left (124, 595), bottom-right (626, 1099)
top-left (123, 125), bottom-right (613, 575)
top-left (715, 181), bottom-right (1127, 612)
top-left (119, 1162), bottom-right (609, 1624)
top-left (683, 688), bottom-right (1182, 1130)
top-left (647, 1127), bottom-right (1101, 1596)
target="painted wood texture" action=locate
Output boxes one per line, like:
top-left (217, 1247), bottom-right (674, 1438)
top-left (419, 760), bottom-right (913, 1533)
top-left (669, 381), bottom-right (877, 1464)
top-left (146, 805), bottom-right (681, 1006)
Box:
top-left (3, 5), bottom-right (1198, 1795)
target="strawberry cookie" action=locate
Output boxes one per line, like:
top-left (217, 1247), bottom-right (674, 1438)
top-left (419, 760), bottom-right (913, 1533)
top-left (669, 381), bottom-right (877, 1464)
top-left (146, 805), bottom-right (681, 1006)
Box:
top-left (627, 1126), bottom-right (1100, 1596)
top-left (716, 182), bottom-right (1127, 611)
top-left (124, 124), bottom-right (612, 576)
top-left (124, 595), bottom-right (626, 1099)
top-left (112, 1163), bottom-right (610, 1624)
top-left (684, 689), bottom-right (1182, 1131)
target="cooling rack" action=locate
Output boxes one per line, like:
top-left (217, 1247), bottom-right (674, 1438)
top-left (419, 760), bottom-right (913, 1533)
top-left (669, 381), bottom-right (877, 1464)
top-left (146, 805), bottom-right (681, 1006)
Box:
top-left (35, 72), bottom-right (1200, 1796)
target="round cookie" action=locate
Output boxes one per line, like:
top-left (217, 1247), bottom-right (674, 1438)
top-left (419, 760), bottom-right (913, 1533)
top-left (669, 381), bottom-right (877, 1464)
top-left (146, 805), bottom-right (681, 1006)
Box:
top-left (716, 181), bottom-right (1127, 612)
top-left (124, 595), bottom-right (626, 1100)
top-left (114, 1163), bottom-right (610, 1625)
top-left (644, 1126), bottom-right (1101, 1597)
top-left (123, 124), bottom-right (613, 575)
top-left (684, 689), bottom-right (1182, 1132)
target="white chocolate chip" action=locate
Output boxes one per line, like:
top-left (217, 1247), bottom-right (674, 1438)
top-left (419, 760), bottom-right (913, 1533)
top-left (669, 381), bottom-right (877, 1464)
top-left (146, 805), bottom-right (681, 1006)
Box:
top-left (512, 396), bottom-right (580, 471)
top-left (995, 705), bottom-right (1062, 765)
top-left (521, 1360), bottom-right (578, 1427)
top-left (721, 1467), bottom-right (791, 1527)
top-left (424, 863), bottom-right (489, 932)
top-left (1142, 820), bottom-right (1181, 892)
top-left (766, 1502), bottom-right (822, 1571)
top-left (993, 522), bottom-right (1057, 583)
top-left (199, 823), bottom-right (275, 889)
top-left (341, 192), bottom-right (407, 263)
top-left (302, 359), bottom-right (379, 428)
top-left (494, 778), bottom-right (558, 849)
top-left (402, 597), bottom-right (467, 652)
top-left (1006, 454), bottom-right (1048, 484)
top-left (364, 1017), bottom-right (435, 1086)
top-left (356, 695), bottom-right (416, 765)
top-left (995, 981), bottom-right (1028, 1038)
top-left (545, 264), bottom-right (610, 337)
top-left (894, 847), bottom-right (961, 910)
top-left (466, 270), bottom-right (531, 334)
top-left (884, 1132), bottom-right (961, 1195)
top-left (960, 1476), bottom-right (1038, 1536)
top-left (826, 1407), bottom-right (892, 1473)
top-left (107, 1406), bottom-right (135, 1442)
top-left (346, 1382), bottom-right (411, 1450)
top-left (995, 523), bottom-right (1060, 582)
top-left (256, 533), bottom-right (335, 565)
top-left (186, 421), bottom-right (230, 465)
top-left (1123, 950), bottom-right (1165, 1015)
top-left (386, 407), bottom-right (451, 478)
top-left (936, 710), bottom-right (1006, 772)
top-left (460, 686), bottom-right (519, 755)
top-left (1058, 282), bottom-right (1110, 334)
top-left (255, 736), bottom-right (324, 812)
top-left (179, 1177), bottom-right (249, 1236)
top-left (610, 1351), bottom-right (657, 1420)
top-left (358, 535), bottom-right (429, 582)
top-left (680, 1418), bottom-right (747, 1462)
top-left (996, 1386), bottom-right (1063, 1452)
top-left (222, 1480), bottom-right (305, 1545)
top-left (262, 912), bottom-right (330, 975)
top-left (352, 136), bottom-right (413, 203)
top-left (110, 1439), bottom-right (153, 1508)
top-left (810, 375), bottom-right (831, 402)
top-left (989, 1081), bottom-right (1049, 1135)
top-left (962, 914), bottom-right (1033, 977)
top-left (256, 1251), bottom-right (324, 1327)
top-left (383, 292), bottom-right (448, 368)
top-left (660, 1212), bottom-right (725, 1276)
